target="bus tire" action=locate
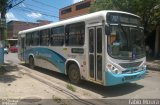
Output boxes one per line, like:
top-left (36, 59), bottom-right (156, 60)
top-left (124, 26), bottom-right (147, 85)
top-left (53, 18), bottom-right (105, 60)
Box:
top-left (68, 63), bottom-right (81, 84)
top-left (29, 56), bottom-right (35, 69)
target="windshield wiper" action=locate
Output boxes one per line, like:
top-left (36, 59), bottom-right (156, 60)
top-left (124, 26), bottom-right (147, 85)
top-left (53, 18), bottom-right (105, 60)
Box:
top-left (118, 24), bottom-right (130, 51)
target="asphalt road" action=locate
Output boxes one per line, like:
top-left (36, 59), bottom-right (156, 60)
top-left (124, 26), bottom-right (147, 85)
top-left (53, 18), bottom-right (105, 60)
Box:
top-left (4, 53), bottom-right (160, 100)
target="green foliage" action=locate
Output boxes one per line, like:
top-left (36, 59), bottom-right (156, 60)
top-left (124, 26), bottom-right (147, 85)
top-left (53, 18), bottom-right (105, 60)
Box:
top-left (90, 0), bottom-right (160, 34)
top-left (90, 0), bottom-right (114, 12)
top-left (0, 0), bottom-right (8, 42)
top-left (4, 29), bottom-right (7, 40)
top-left (0, 0), bottom-right (8, 11)
top-left (66, 84), bottom-right (76, 92)
top-left (52, 95), bottom-right (62, 103)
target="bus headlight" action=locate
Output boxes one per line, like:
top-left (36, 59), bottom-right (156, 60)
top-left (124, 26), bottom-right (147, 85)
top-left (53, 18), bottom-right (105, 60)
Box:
top-left (143, 65), bottom-right (147, 69)
top-left (140, 65), bottom-right (147, 70)
top-left (106, 63), bottom-right (121, 74)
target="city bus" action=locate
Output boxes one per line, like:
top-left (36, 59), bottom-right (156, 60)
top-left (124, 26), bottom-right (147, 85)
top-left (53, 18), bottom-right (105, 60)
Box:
top-left (18, 10), bottom-right (147, 86)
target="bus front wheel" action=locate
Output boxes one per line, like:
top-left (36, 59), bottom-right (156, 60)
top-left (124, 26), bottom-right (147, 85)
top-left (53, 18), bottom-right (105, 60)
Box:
top-left (29, 56), bottom-right (35, 69)
top-left (68, 64), bottom-right (81, 84)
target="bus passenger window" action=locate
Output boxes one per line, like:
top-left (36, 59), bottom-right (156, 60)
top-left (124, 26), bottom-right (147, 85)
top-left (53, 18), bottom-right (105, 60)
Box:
top-left (65, 22), bottom-right (85, 46)
top-left (40, 29), bottom-right (50, 46)
top-left (32, 31), bottom-right (39, 46)
top-left (65, 27), bottom-right (69, 45)
top-left (51, 26), bottom-right (64, 46)
top-left (26, 33), bottom-right (32, 46)
top-left (30, 39), bottom-right (33, 46)
top-left (50, 37), bottom-right (54, 45)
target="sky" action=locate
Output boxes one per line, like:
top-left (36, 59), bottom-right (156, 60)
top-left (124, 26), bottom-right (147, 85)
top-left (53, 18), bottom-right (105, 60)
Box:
top-left (6, 0), bottom-right (83, 23)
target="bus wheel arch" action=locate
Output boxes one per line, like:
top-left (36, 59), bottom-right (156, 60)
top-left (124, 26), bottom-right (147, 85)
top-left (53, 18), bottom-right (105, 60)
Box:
top-left (66, 60), bottom-right (81, 84)
top-left (29, 55), bottom-right (35, 69)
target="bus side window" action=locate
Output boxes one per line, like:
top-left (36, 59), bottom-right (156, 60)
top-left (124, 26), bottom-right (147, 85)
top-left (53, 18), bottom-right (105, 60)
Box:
top-left (21, 38), bottom-right (24, 48)
top-left (51, 26), bottom-right (64, 46)
top-left (26, 33), bottom-right (32, 46)
top-left (65, 22), bottom-right (85, 46)
top-left (65, 26), bottom-right (69, 46)
top-left (50, 36), bottom-right (53, 45)
top-left (32, 31), bottom-right (39, 46)
top-left (40, 29), bottom-right (50, 46)
top-left (30, 39), bottom-right (33, 46)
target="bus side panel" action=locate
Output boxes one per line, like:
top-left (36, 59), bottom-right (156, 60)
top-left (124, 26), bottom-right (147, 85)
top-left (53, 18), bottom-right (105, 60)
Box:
top-left (24, 47), bottom-right (66, 73)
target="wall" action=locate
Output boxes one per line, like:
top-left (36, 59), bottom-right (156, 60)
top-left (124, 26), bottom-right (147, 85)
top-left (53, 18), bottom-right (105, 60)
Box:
top-left (7, 20), bottom-right (51, 39)
top-left (59, 0), bottom-right (95, 20)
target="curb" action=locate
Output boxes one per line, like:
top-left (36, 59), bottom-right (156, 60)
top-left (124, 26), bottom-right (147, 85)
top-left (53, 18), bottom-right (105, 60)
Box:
top-left (147, 66), bottom-right (160, 71)
top-left (146, 62), bottom-right (160, 71)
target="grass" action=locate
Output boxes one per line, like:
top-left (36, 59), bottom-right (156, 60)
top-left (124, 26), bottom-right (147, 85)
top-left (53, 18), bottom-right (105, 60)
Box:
top-left (52, 95), bottom-right (68, 105)
top-left (52, 95), bottom-right (62, 103)
top-left (0, 66), bottom-right (5, 75)
top-left (66, 84), bottom-right (76, 92)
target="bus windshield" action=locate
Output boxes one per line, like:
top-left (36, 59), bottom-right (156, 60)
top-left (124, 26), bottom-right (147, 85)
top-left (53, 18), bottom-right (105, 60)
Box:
top-left (107, 25), bottom-right (145, 60)
top-left (106, 13), bottom-right (145, 60)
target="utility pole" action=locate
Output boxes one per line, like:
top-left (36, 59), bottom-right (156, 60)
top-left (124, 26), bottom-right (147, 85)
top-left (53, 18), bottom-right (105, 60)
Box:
top-left (1, 4), bottom-right (7, 39)
top-left (0, 0), bottom-right (8, 65)
top-left (0, 0), bottom-right (13, 41)
top-left (0, 0), bottom-right (25, 65)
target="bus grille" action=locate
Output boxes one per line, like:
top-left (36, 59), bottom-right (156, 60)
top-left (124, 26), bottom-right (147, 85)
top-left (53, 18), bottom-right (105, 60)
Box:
top-left (122, 69), bottom-right (140, 74)
top-left (119, 61), bottom-right (142, 68)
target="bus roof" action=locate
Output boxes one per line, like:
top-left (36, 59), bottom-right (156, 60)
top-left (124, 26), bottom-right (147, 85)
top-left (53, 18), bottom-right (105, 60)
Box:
top-left (19, 10), bottom-right (140, 34)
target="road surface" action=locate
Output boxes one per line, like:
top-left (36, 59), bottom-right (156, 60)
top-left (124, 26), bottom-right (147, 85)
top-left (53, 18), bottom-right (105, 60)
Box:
top-left (1, 53), bottom-right (160, 105)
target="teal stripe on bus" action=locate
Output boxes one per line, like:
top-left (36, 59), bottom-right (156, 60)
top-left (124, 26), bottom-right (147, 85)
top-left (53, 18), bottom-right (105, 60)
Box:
top-left (24, 47), bottom-right (66, 73)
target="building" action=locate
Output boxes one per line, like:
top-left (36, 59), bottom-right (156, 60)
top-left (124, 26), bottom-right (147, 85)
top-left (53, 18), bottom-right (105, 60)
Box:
top-left (6, 20), bottom-right (51, 46)
top-left (59, 0), bottom-right (95, 20)
top-left (7, 20), bottom-right (51, 39)
top-left (60, 1), bottom-right (160, 58)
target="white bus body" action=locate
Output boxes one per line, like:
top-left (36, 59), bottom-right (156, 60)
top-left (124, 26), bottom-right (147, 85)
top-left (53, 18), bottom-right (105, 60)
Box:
top-left (18, 10), bottom-right (147, 86)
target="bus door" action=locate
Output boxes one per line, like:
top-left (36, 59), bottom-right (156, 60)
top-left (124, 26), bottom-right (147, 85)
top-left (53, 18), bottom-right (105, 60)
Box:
top-left (88, 26), bottom-right (103, 82)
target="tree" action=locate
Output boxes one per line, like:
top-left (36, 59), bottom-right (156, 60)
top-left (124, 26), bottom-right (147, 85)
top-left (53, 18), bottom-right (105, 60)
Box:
top-left (90, 0), bottom-right (160, 35)
top-left (0, 0), bottom-right (7, 11)
top-left (0, 0), bottom-right (8, 17)
top-left (0, 0), bottom-right (8, 41)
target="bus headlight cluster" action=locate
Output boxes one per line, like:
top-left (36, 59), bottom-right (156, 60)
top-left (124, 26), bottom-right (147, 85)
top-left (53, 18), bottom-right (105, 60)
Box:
top-left (139, 65), bottom-right (147, 71)
top-left (143, 65), bottom-right (147, 69)
top-left (106, 63), bottom-right (121, 74)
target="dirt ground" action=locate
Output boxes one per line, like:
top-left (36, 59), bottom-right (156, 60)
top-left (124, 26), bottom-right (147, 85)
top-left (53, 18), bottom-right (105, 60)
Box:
top-left (1, 53), bottom-right (160, 105)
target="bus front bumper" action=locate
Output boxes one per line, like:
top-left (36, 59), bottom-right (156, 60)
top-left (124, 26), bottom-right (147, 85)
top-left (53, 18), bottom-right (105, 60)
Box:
top-left (104, 69), bottom-right (147, 86)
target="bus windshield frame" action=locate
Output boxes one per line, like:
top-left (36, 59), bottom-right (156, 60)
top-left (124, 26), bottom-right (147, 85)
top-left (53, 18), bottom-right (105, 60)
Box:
top-left (106, 13), bottom-right (145, 60)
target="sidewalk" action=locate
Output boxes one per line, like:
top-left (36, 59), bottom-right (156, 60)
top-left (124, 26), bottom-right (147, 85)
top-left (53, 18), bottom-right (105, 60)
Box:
top-left (146, 59), bottom-right (160, 71)
top-left (0, 62), bottom-right (60, 105)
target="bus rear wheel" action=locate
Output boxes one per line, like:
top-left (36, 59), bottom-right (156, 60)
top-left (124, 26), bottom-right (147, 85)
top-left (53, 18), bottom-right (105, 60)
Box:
top-left (68, 64), bottom-right (81, 84)
top-left (29, 56), bottom-right (35, 69)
